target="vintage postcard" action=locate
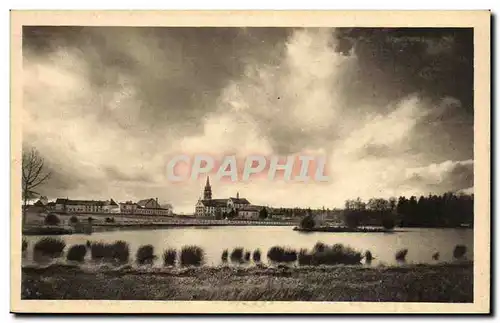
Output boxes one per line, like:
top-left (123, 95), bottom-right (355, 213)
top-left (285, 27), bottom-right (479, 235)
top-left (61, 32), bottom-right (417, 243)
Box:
top-left (10, 10), bottom-right (490, 314)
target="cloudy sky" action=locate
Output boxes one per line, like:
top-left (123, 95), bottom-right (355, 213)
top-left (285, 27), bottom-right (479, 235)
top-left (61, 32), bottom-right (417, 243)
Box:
top-left (22, 27), bottom-right (474, 212)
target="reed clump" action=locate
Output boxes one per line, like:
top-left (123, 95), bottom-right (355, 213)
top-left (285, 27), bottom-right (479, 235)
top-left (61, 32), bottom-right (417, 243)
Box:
top-left (33, 237), bottom-right (66, 257)
top-left (136, 245), bottom-right (156, 265)
top-left (180, 245), bottom-right (204, 267)
top-left (311, 243), bottom-right (362, 265)
top-left (395, 249), bottom-right (408, 262)
top-left (90, 240), bottom-right (130, 263)
top-left (221, 249), bottom-right (229, 263)
top-left (453, 245), bottom-right (467, 259)
top-left (66, 244), bottom-right (87, 262)
top-left (252, 249), bottom-right (261, 263)
top-left (267, 246), bottom-right (298, 263)
top-left (163, 248), bottom-right (177, 266)
top-left (230, 247), bottom-right (244, 263)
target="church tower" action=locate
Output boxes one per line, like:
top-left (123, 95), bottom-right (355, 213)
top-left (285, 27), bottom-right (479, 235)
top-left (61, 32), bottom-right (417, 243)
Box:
top-left (203, 176), bottom-right (212, 200)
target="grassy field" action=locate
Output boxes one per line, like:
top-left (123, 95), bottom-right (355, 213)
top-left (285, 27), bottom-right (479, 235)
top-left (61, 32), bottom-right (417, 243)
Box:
top-left (22, 262), bottom-right (473, 302)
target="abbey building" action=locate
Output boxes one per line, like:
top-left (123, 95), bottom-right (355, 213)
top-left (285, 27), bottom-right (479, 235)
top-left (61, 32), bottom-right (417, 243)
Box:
top-left (195, 177), bottom-right (261, 218)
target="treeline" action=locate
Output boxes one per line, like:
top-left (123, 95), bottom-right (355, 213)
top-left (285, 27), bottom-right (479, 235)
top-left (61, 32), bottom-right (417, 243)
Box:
top-left (396, 193), bottom-right (473, 228)
top-left (343, 193), bottom-right (474, 228)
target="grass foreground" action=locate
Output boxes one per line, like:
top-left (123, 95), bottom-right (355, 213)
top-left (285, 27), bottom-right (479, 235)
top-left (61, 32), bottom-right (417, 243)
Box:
top-left (21, 262), bottom-right (473, 302)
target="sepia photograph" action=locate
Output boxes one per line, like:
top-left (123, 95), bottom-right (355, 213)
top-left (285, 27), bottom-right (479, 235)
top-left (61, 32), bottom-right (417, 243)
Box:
top-left (10, 10), bottom-right (490, 314)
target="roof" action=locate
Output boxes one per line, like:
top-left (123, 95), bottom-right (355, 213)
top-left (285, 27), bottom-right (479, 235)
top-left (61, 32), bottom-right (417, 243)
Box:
top-left (238, 205), bottom-right (261, 212)
top-left (229, 197), bottom-right (250, 204)
top-left (109, 198), bottom-right (118, 206)
top-left (120, 201), bottom-right (137, 205)
top-left (137, 198), bottom-right (161, 209)
top-left (202, 199), bottom-right (228, 207)
top-left (137, 198), bottom-right (154, 206)
top-left (55, 198), bottom-right (105, 206)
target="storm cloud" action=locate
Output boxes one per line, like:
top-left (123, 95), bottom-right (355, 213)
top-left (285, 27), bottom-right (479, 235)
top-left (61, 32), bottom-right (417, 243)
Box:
top-left (22, 27), bottom-right (474, 212)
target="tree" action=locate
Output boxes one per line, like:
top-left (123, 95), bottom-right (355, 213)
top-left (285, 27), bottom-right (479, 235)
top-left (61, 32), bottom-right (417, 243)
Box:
top-left (226, 209), bottom-right (237, 219)
top-left (259, 207), bottom-right (268, 220)
top-left (343, 211), bottom-right (361, 229)
top-left (300, 214), bottom-right (315, 229)
top-left (381, 216), bottom-right (396, 230)
top-left (215, 209), bottom-right (223, 220)
top-left (44, 213), bottom-right (60, 226)
top-left (22, 148), bottom-right (51, 227)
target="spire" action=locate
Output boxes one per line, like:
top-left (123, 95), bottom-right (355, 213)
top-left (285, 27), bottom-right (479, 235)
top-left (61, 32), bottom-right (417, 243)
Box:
top-left (203, 176), bottom-right (212, 200)
top-left (237, 191), bottom-right (239, 199)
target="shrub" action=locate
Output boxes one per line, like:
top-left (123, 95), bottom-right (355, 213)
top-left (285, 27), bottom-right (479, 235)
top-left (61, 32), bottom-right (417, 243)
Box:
top-left (86, 240), bottom-right (92, 248)
top-left (259, 207), bottom-right (268, 219)
top-left (112, 240), bottom-right (130, 263)
top-left (252, 249), bottom-right (261, 263)
top-left (343, 211), bottom-right (361, 229)
top-left (87, 217), bottom-right (94, 223)
top-left (33, 237), bottom-right (66, 257)
top-left (221, 249), bottom-right (229, 262)
top-left (311, 243), bottom-right (362, 265)
top-left (180, 245), bottom-right (204, 266)
top-left (364, 250), bottom-right (373, 264)
top-left (300, 215), bottom-right (315, 229)
top-left (382, 217), bottom-right (396, 230)
top-left (90, 242), bottom-right (112, 260)
top-left (105, 217), bottom-right (115, 223)
top-left (298, 248), bottom-right (313, 266)
top-left (313, 242), bottom-right (327, 253)
top-left (432, 252), bottom-right (440, 260)
top-left (395, 249), bottom-right (408, 262)
top-left (69, 215), bottom-right (79, 224)
top-left (453, 245), bottom-right (467, 259)
top-left (163, 248), bottom-right (177, 266)
top-left (44, 213), bottom-right (60, 226)
top-left (66, 244), bottom-right (87, 262)
top-left (230, 247), bottom-right (244, 263)
top-left (244, 251), bottom-right (251, 262)
top-left (282, 248), bottom-right (298, 262)
top-left (136, 245), bottom-right (156, 265)
top-left (22, 238), bottom-right (28, 252)
top-left (267, 246), bottom-right (297, 263)
top-left (89, 241), bottom-right (129, 263)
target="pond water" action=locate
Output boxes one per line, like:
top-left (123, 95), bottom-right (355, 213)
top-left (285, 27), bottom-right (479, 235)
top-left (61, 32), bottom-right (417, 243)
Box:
top-left (23, 226), bottom-right (473, 267)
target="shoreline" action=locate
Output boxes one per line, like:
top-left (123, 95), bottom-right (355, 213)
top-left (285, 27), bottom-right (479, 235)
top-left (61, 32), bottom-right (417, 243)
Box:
top-left (22, 221), bottom-right (297, 236)
top-left (293, 226), bottom-right (392, 233)
top-left (22, 262), bottom-right (473, 302)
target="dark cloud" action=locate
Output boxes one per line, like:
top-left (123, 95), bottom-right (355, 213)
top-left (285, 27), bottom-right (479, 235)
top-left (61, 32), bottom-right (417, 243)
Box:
top-left (335, 28), bottom-right (473, 113)
top-left (23, 26), bottom-right (292, 135)
top-left (22, 27), bottom-right (474, 209)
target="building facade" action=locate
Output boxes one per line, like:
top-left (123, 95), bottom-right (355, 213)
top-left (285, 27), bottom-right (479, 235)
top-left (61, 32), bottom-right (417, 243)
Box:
top-left (135, 198), bottom-right (173, 216)
top-left (55, 198), bottom-right (105, 213)
top-left (103, 199), bottom-right (120, 213)
top-left (195, 177), bottom-right (261, 218)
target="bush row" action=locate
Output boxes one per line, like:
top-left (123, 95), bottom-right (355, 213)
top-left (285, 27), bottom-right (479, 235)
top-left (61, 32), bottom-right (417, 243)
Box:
top-left (27, 238), bottom-right (469, 266)
top-left (221, 248), bottom-right (262, 264)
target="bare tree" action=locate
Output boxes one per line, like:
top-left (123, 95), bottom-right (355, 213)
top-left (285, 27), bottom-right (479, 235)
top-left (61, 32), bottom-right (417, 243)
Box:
top-left (22, 148), bottom-right (51, 226)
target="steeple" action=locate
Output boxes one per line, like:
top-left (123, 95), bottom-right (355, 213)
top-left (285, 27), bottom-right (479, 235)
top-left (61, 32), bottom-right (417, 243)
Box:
top-left (237, 191), bottom-right (239, 199)
top-left (203, 176), bottom-right (212, 200)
